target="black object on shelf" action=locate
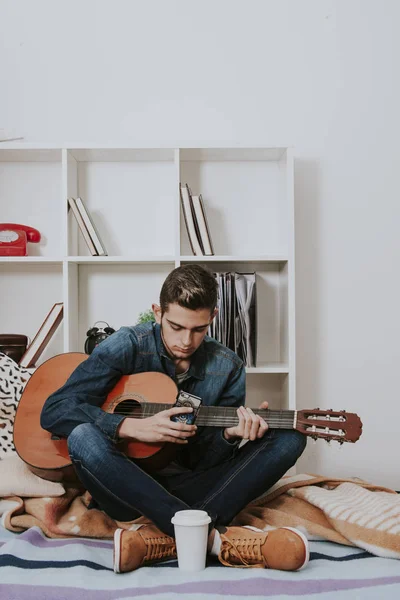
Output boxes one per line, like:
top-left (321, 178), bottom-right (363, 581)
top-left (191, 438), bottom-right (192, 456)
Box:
top-left (0, 334), bottom-right (29, 363)
top-left (84, 321), bottom-right (116, 355)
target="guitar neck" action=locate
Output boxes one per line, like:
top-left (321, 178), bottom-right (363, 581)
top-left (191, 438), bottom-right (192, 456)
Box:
top-left (196, 406), bottom-right (296, 428)
top-left (137, 404), bottom-right (296, 429)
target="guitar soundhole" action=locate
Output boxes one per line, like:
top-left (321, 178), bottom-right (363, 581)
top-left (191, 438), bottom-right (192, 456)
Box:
top-left (113, 399), bottom-right (143, 418)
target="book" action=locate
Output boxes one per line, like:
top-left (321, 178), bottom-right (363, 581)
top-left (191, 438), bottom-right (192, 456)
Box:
top-left (179, 183), bottom-right (203, 255)
top-left (191, 194), bottom-right (214, 255)
top-left (19, 303), bottom-right (64, 368)
top-left (68, 197), bottom-right (97, 255)
top-left (75, 197), bottom-right (107, 256)
top-left (187, 186), bottom-right (205, 255)
top-left (210, 271), bottom-right (257, 367)
top-left (234, 272), bottom-right (257, 367)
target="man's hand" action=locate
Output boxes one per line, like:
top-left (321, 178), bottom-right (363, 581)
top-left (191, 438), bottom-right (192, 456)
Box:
top-left (223, 401), bottom-right (269, 442)
top-left (118, 406), bottom-right (197, 444)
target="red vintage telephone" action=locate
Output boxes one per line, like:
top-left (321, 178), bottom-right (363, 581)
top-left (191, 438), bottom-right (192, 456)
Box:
top-left (0, 223), bottom-right (41, 256)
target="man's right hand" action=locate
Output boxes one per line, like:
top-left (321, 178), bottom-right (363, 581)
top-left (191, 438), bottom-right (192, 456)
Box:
top-left (117, 406), bottom-right (197, 444)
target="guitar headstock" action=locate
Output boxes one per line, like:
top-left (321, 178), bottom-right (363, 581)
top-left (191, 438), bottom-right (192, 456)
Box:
top-left (296, 409), bottom-right (362, 444)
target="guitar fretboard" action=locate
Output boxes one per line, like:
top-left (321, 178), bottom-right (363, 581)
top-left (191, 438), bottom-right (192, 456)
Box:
top-left (112, 401), bottom-right (296, 429)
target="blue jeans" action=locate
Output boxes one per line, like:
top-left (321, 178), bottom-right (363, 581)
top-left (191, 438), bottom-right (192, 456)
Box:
top-left (67, 424), bottom-right (306, 537)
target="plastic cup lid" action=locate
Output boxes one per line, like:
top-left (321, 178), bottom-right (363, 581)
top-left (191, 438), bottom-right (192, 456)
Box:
top-left (171, 509), bottom-right (211, 527)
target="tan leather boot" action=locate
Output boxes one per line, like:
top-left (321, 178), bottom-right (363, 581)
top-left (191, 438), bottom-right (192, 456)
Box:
top-left (113, 525), bottom-right (177, 573)
top-left (218, 526), bottom-right (309, 570)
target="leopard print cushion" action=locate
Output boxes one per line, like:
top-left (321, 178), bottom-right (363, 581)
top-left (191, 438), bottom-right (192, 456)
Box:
top-left (0, 353), bottom-right (33, 459)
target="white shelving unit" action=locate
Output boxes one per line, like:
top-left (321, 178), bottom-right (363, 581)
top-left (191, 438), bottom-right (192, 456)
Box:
top-left (0, 144), bottom-right (295, 411)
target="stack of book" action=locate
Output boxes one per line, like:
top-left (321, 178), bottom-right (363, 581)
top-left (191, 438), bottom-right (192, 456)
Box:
top-left (68, 197), bottom-right (107, 256)
top-left (180, 183), bottom-right (214, 256)
top-left (209, 272), bottom-right (257, 367)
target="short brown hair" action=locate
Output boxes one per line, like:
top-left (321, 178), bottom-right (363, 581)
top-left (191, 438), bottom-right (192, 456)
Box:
top-left (160, 264), bottom-right (218, 314)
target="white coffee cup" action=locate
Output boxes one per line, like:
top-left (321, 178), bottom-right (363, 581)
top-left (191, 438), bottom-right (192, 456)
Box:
top-left (171, 509), bottom-right (212, 572)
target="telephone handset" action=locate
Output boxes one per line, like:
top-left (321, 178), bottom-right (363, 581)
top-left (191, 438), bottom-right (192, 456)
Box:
top-left (0, 223), bottom-right (41, 256)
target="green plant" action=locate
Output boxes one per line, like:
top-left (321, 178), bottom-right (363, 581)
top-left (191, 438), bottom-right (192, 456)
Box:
top-left (136, 309), bottom-right (156, 325)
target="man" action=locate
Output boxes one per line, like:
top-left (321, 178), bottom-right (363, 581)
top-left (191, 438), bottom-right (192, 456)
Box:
top-left (41, 264), bottom-right (308, 572)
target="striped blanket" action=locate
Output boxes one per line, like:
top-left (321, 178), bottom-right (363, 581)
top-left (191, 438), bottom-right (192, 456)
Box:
top-left (1, 472), bottom-right (400, 598)
top-left (1, 526), bottom-right (400, 599)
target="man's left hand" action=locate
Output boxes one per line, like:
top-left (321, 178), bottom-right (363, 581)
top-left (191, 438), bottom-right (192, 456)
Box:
top-left (223, 401), bottom-right (269, 442)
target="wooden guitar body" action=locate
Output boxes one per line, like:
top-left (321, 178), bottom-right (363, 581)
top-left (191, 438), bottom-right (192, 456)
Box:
top-left (13, 353), bottom-right (178, 482)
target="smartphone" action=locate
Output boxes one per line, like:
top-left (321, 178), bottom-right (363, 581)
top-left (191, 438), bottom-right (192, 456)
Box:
top-left (171, 391), bottom-right (202, 425)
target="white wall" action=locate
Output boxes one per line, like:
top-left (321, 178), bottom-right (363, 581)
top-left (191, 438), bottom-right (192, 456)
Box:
top-left (1, 0), bottom-right (399, 488)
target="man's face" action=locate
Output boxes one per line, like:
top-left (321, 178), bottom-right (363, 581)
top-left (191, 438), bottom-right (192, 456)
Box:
top-left (152, 302), bottom-right (217, 360)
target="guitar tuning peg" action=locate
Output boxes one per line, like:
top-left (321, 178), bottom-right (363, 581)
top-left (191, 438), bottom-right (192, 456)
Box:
top-left (325, 439), bottom-right (331, 445)
top-left (312, 435), bottom-right (318, 445)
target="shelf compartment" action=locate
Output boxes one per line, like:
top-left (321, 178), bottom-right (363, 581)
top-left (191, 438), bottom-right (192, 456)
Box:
top-left (65, 148), bottom-right (177, 258)
top-left (0, 152), bottom-right (63, 257)
top-left (246, 373), bottom-right (293, 411)
top-left (66, 262), bottom-right (174, 353)
top-left (0, 263), bottom-right (64, 365)
top-left (179, 148), bottom-right (291, 257)
top-left (181, 259), bottom-right (292, 369)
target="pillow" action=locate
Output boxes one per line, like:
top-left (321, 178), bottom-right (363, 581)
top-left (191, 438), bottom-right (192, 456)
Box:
top-left (0, 454), bottom-right (64, 497)
top-left (0, 353), bottom-right (33, 459)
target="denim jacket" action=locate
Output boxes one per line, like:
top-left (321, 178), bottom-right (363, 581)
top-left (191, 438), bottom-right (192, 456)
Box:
top-left (40, 322), bottom-right (246, 470)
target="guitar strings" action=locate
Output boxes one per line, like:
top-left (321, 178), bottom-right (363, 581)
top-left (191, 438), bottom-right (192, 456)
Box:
top-left (113, 416), bottom-right (296, 427)
top-left (110, 402), bottom-right (297, 427)
top-left (112, 415), bottom-right (296, 426)
top-left (112, 401), bottom-right (295, 416)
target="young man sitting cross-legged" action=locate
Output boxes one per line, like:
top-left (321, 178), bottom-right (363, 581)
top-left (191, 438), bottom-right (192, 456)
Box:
top-left (40, 264), bottom-right (309, 572)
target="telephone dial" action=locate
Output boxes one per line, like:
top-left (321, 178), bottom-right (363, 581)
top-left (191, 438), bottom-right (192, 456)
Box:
top-left (0, 223), bottom-right (41, 256)
top-left (84, 321), bottom-right (116, 355)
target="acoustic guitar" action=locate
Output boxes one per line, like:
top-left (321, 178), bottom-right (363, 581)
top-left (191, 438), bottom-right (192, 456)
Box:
top-left (13, 353), bottom-right (363, 482)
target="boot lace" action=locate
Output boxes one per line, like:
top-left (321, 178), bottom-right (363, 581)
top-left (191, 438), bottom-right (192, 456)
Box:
top-left (143, 533), bottom-right (176, 562)
top-left (219, 534), bottom-right (266, 568)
